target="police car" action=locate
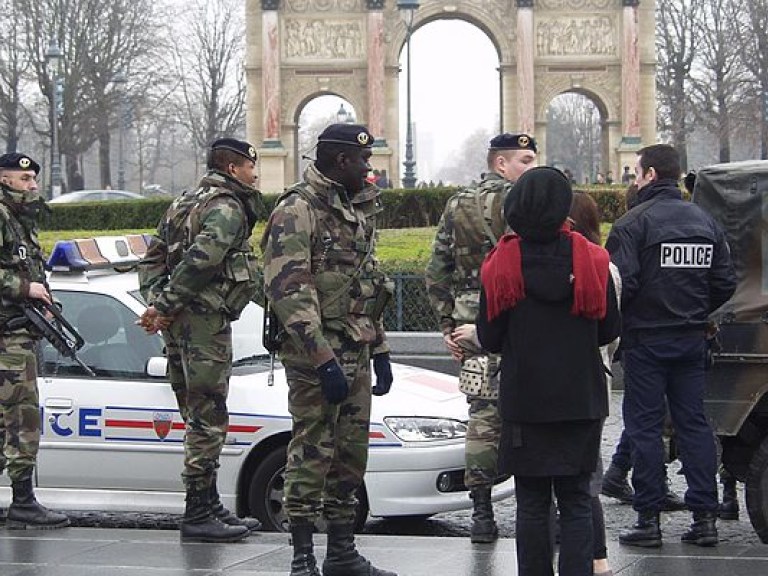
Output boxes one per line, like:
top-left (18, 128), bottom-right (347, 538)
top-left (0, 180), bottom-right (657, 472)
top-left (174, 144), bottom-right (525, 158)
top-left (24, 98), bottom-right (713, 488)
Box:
top-left (0, 236), bottom-right (513, 531)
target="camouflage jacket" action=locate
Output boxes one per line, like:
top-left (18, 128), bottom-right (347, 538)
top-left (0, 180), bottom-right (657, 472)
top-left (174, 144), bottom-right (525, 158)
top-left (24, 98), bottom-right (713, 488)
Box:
top-left (425, 172), bottom-right (510, 334)
top-left (261, 163), bottom-right (390, 368)
top-left (138, 171), bottom-right (261, 320)
top-left (0, 185), bottom-right (46, 327)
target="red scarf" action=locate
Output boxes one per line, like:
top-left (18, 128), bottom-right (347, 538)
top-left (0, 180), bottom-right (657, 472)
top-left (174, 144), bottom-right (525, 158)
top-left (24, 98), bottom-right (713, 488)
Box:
top-left (480, 223), bottom-right (610, 321)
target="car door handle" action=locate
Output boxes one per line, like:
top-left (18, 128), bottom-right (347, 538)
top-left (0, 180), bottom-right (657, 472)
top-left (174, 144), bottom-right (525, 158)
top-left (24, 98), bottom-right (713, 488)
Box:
top-left (45, 398), bottom-right (73, 411)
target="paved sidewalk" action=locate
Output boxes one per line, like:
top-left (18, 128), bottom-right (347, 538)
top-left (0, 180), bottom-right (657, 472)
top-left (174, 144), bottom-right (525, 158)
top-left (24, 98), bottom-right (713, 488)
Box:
top-left (1, 527), bottom-right (767, 575)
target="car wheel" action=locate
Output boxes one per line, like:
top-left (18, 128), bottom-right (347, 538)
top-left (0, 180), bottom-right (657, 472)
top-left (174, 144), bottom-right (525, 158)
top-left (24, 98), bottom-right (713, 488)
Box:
top-left (247, 445), bottom-right (369, 533)
top-left (745, 434), bottom-right (768, 544)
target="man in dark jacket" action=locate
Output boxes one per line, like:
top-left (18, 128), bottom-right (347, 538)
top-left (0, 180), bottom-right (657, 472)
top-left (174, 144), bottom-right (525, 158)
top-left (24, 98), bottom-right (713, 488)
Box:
top-left (606, 144), bottom-right (736, 548)
top-left (477, 167), bottom-right (621, 576)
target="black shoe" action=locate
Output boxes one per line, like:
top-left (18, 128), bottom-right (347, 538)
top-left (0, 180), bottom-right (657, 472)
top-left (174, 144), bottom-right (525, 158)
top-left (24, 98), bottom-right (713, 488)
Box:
top-left (661, 485), bottom-right (686, 512)
top-left (180, 486), bottom-right (250, 543)
top-left (601, 464), bottom-right (634, 504)
top-left (619, 511), bottom-right (662, 548)
top-left (718, 480), bottom-right (739, 520)
top-left (469, 487), bottom-right (499, 543)
top-left (323, 521), bottom-right (398, 576)
top-left (290, 523), bottom-right (321, 576)
top-left (6, 476), bottom-right (70, 530)
top-left (681, 511), bottom-right (718, 547)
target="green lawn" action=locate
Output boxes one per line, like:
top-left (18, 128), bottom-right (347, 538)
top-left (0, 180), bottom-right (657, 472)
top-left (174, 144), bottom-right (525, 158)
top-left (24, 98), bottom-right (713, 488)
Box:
top-left (41, 223), bottom-right (613, 271)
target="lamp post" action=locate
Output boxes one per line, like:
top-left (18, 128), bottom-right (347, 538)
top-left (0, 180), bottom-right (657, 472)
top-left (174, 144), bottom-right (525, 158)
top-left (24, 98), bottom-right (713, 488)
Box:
top-left (336, 103), bottom-right (355, 124)
top-left (45, 38), bottom-right (63, 199)
top-left (398, 0), bottom-right (419, 189)
top-left (112, 72), bottom-right (127, 190)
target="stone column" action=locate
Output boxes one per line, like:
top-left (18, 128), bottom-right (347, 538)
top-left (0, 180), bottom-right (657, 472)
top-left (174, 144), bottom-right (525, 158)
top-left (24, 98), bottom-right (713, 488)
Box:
top-left (367, 1), bottom-right (387, 145)
top-left (618, 0), bottom-right (642, 173)
top-left (259, 1), bottom-right (287, 193)
top-left (516, 0), bottom-right (535, 134)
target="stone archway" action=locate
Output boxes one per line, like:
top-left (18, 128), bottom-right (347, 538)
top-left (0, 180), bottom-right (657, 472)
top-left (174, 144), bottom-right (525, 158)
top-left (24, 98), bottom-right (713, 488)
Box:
top-left (246, 0), bottom-right (655, 193)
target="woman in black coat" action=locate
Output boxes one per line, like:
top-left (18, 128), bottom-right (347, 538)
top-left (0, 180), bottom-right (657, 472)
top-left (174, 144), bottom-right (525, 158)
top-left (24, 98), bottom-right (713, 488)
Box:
top-left (476, 167), bottom-right (621, 576)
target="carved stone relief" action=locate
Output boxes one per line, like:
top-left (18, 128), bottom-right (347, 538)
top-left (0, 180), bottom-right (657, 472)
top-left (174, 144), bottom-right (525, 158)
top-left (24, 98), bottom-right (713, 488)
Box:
top-left (285, 0), bottom-right (361, 12)
top-left (477, 0), bottom-right (516, 23)
top-left (537, 0), bottom-right (613, 9)
top-left (536, 16), bottom-right (616, 57)
top-left (284, 18), bottom-right (366, 60)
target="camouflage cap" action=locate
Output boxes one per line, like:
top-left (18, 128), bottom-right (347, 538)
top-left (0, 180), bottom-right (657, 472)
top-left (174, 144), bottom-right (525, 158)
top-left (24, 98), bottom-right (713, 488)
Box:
top-left (489, 133), bottom-right (537, 154)
top-left (317, 123), bottom-right (374, 148)
top-left (0, 152), bottom-right (41, 175)
top-left (210, 138), bottom-right (258, 162)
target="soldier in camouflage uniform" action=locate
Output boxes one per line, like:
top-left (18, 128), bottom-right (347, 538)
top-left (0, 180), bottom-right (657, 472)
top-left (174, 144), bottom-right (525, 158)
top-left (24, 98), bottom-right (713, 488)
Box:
top-left (0, 153), bottom-right (70, 529)
top-left (261, 124), bottom-right (396, 576)
top-left (138, 138), bottom-right (262, 543)
top-left (425, 133), bottom-right (537, 543)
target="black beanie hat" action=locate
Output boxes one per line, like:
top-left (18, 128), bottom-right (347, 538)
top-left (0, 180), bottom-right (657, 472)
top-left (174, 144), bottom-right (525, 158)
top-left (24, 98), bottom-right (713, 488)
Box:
top-left (504, 166), bottom-right (573, 243)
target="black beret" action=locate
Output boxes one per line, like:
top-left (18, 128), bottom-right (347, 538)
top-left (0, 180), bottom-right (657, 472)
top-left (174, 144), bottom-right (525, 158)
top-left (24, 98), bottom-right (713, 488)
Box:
top-left (0, 152), bottom-right (41, 175)
top-left (210, 138), bottom-right (258, 162)
top-left (505, 166), bottom-right (572, 243)
top-left (318, 123), bottom-right (374, 148)
top-left (489, 133), bottom-right (537, 154)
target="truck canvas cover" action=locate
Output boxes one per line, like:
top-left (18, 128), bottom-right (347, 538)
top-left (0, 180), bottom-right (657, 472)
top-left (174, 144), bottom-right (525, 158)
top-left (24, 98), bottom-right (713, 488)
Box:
top-left (694, 160), bottom-right (768, 323)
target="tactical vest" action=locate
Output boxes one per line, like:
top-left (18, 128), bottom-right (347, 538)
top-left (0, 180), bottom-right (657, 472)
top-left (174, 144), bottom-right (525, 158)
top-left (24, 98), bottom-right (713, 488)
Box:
top-left (452, 186), bottom-right (507, 293)
top-left (161, 186), bottom-right (259, 320)
top-left (0, 201), bottom-right (46, 326)
top-left (276, 184), bottom-right (392, 340)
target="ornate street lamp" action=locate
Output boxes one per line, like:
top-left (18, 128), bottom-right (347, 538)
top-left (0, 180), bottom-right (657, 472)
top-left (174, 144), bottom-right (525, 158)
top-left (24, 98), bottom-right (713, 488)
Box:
top-left (398, 0), bottom-right (419, 189)
top-left (45, 38), bottom-right (63, 199)
top-left (336, 103), bottom-right (354, 124)
top-left (112, 72), bottom-right (128, 190)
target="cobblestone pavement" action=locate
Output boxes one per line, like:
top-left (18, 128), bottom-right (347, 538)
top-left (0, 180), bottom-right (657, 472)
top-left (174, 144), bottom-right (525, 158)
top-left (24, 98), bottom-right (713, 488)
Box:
top-left (60, 391), bottom-right (762, 547)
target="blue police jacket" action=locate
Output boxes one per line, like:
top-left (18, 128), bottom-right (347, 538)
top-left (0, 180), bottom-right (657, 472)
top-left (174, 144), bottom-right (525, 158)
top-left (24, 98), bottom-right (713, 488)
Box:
top-left (605, 179), bottom-right (736, 336)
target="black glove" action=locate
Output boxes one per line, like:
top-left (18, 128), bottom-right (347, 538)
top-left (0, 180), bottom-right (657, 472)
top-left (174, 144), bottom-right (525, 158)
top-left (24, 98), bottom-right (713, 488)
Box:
top-left (372, 353), bottom-right (393, 396)
top-left (317, 359), bottom-right (349, 405)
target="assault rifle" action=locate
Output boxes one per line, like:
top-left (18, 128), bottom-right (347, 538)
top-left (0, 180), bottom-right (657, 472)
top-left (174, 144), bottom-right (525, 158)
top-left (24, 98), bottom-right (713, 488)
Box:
top-left (262, 301), bottom-right (285, 387)
top-left (12, 300), bottom-right (95, 377)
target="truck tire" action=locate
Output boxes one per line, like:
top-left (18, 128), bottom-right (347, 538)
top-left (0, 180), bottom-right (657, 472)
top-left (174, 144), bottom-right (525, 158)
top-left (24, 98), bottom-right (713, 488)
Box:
top-left (745, 434), bottom-right (768, 544)
top-left (247, 445), bottom-right (369, 533)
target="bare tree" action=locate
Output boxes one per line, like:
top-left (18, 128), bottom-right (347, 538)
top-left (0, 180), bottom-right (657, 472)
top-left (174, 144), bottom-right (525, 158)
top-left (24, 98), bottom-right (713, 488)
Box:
top-left (741, 0), bottom-right (768, 158)
top-left (18, 0), bottom-right (167, 190)
top-left (690, 0), bottom-right (751, 163)
top-left (173, 0), bottom-right (246, 158)
top-left (655, 0), bottom-right (703, 171)
top-left (546, 93), bottom-right (602, 184)
top-left (0, 0), bottom-right (32, 153)
top-left (434, 128), bottom-right (495, 187)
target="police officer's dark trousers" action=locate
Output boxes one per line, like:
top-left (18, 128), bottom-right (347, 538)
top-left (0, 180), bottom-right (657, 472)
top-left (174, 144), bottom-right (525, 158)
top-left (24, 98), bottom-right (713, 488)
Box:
top-left (623, 333), bottom-right (718, 515)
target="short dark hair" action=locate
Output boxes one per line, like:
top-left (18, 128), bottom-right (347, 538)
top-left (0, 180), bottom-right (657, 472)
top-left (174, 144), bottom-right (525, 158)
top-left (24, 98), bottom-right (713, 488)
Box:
top-left (208, 148), bottom-right (251, 172)
top-left (315, 142), bottom-right (359, 172)
top-left (569, 192), bottom-right (601, 245)
top-left (637, 144), bottom-right (680, 181)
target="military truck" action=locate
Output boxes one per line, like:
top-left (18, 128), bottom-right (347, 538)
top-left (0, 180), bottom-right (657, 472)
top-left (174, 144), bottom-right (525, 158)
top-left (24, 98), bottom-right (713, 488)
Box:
top-left (694, 160), bottom-right (768, 543)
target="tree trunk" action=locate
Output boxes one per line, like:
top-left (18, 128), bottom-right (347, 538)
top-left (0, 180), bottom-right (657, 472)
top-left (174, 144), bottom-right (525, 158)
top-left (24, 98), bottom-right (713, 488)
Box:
top-left (98, 129), bottom-right (112, 189)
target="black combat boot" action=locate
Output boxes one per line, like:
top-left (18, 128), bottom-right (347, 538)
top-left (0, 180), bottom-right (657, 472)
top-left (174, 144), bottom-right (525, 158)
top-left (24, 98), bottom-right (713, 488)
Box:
top-left (601, 463), bottom-right (634, 504)
top-left (210, 473), bottom-right (261, 532)
top-left (290, 523), bottom-right (321, 576)
top-left (180, 486), bottom-right (249, 543)
top-left (6, 475), bottom-right (70, 530)
top-left (681, 511), bottom-right (718, 547)
top-left (469, 487), bottom-right (499, 543)
top-left (661, 476), bottom-right (686, 511)
top-left (322, 521), bottom-right (398, 576)
top-left (718, 478), bottom-right (739, 520)
top-left (619, 511), bottom-right (662, 548)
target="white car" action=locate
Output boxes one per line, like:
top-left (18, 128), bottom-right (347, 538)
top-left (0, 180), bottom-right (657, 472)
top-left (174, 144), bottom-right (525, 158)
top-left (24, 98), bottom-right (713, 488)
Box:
top-left (0, 235), bottom-right (513, 531)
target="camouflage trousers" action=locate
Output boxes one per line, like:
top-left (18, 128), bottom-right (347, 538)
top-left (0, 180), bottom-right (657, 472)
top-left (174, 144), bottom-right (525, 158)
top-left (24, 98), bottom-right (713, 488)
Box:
top-left (164, 310), bottom-right (232, 492)
top-left (0, 334), bottom-right (40, 481)
top-left (282, 342), bottom-right (371, 525)
top-left (464, 397), bottom-right (501, 489)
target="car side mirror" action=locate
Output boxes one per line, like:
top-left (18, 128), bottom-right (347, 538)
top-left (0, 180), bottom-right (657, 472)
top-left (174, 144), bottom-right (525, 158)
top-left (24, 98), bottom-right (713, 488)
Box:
top-left (146, 356), bottom-right (168, 378)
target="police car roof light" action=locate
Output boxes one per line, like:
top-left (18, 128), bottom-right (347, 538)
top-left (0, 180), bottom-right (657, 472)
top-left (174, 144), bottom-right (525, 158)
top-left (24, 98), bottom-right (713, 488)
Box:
top-left (47, 235), bottom-right (151, 271)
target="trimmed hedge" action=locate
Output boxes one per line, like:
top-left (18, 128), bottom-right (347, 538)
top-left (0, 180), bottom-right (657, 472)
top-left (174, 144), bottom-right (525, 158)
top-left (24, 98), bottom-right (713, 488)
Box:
top-left (41, 185), bottom-right (630, 231)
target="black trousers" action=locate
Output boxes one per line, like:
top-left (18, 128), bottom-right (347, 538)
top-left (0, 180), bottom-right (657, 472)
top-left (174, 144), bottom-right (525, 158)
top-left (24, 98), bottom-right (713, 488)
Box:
top-left (515, 473), bottom-right (593, 576)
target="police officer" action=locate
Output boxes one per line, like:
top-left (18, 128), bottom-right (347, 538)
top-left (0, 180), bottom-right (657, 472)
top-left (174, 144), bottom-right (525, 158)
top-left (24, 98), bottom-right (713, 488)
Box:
top-left (261, 124), bottom-right (396, 576)
top-left (607, 144), bottom-right (736, 548)
top-left (0, 152), bottom-right (69, 529)
top-left (138, 138), bottom-right (262, 543)
top-left (425, 133), bottom-right (536, 543)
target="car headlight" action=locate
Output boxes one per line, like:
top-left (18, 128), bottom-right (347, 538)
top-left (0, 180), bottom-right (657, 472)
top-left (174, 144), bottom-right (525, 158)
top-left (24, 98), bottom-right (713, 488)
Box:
top-left (383, 417), bottom-right (468, 442)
